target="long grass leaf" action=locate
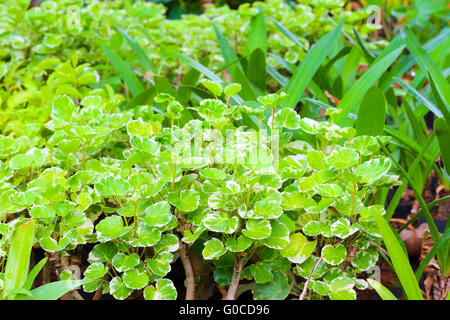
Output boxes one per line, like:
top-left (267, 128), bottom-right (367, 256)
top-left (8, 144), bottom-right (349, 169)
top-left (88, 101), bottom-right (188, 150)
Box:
top-left (356, 86), bottom-right (386, 136)
top-left (378, 139), bottom-right (440, 243)
top-left (247, 6), bottom-right (266, 55)
top-left (403, 28), bottom-right (450, 106)
top-left (102, 46), bottom-right (144, 96)
top-left (367, 279), bottom-right (398, 300)
top-left (29, 278), bottom-right (95, 300)
top-left (335, 46), bottom-right (404, 126)
top-left (23, 257), bottom-right (48, 291)
top-left (3, 219), bottom-right (35, 298)
top-left (280, 19), bottom-right (343, 109)
top-left (117, 26), bottom-right (155, 73)
top-left (373, 208), bottom-right (423, 300)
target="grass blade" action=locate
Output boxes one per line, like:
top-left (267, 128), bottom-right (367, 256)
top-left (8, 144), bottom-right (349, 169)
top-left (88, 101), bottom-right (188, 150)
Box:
top-left (403, 28), bottom-right (450, 106)
top-left (379, 27), bottom-right (450, 91)
top-left (23, 257), bottom-right (48, 291)
top-left (378, 139), bottom-right (440, 244)
top-left (373, 208), bottom-right (423, 300)
top-left (352, 27), bottom-right (376, 64)
top-left (29, 278), bottom-right (94, 300)
top-left (280, 19), bottom-right (343, 109)
top-left (247, 6), bottom-right (266, 56)
top-left (247, 48), bottom-right (266, 92)
top-left (415, 222), bottom-right (449, 280)
top-left (367, 279), bottom-right (398, 300)
top-left (335, 46), bottom-right (404, 126)
top-left (435, 118), bottom-right (450, 173)
top-left (356, 86), bottom-right (386, 136)
top-left (3, 219), bottom-right (35, 299)
top-left (102, 46), bottom-right (144, 97)
top-left (395, 77), bottom-right (443, 118)
top-left (273, 19), bottom-right (306, 51)
top-left (117, 26), bottom-right (155, 73)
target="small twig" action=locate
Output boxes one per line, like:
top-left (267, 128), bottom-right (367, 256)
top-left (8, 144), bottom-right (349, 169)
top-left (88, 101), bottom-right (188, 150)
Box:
top-left (299, 257), bottom-right (322, 300)
top-left (178, 241), bottom-right (195, 300)
top-left (226, 253), bottom-right (246, 300)
top-left (369, 241), bottom-right (390, 259)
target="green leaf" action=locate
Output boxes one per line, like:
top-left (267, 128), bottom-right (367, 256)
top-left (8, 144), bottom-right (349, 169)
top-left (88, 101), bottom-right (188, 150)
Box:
top-left (326, 147), bottom-right (359, 169)
top-left (143, 201), bottom-right (172, 228)
top-left (199, 168), bottom-right (227, 180)
top-left (109, 276), bottom-right (132, 300)
top-left (329, 277), bottom-right (356, 300)
top-left (123, 269), bottom-right (149, 290)
top-left (88, 242), bottom-right (118, 264)
top-left (295, 256), bottom-right (327, 279)
top-left (39, 235), bottom-right (71, 252)
top-left (199, 79), bottom-right (223, 97)
top-left (306, 150), bottom-right (328, 171)
top-left (146, 252), bottom-right (173, 277)
top-left (247, 6), bottom-right (266, 55)
top-left (204, 211), bottom-right (239, 234)
top-left (51, 95), bottom-right (79, 122)
top-left (95, 176), bottom-right (130, 197)
top-left (262, 221), bottom-right (290, 250)
top-left (154, 234), bottom-right (180, 253)
top-left (253, 200), bottom-right (283, 220)
top-left (111, 253), bottom-right (140, 273)
top-left (29, 205), bottom-right (56, 219)
top-left (84, 262), bottom-right (108, 279)
top-left (269, 108), bottom-right (300, 129)
top-left (330, 218), bottom-right (355, 239)
top-left (253, 271), bottom-right (290, 300)
top-left (350, 135), bottom-right (380, 155)
top-left (273, 20), bottom-right (306, 51)
top-left (96, 215), bottom-right (126, 241)
top-left (314, 184), bottom-right (344, 198)
top-left (351, 248), bottom-right (377, 272)
top-left (167, 189), bottom-right (199, 212)
top-left (321, 244), bottom-right (347, 266)
top-left (23, 257), bottom-right (48, 291)
top-left (197, 99), bottom-right (229, 122)
top-left (225, 235), bottom-right (252, 253)
top-left (356, 86), bottom-right (386, 136)
top-left (144, 279), bottom-right (177, 300)
top-left (242, 219), bottom-right (272, 240)
top-left (249, 262), bottom-right (273, 284)
top-left (354, 158), bottom-right (391, 185)
top-left (247, 48), bottom-right (266, 92)
top-left (224, 83), bottom-right (242, 98)
top-left (303, 220), bottom-right (327, 237)
top-left (131, 225), bottom-right (161, 247)
top-left (202, 238), bottom-right (227, 260)
top-left (280, 233), bottom-right (316, 264)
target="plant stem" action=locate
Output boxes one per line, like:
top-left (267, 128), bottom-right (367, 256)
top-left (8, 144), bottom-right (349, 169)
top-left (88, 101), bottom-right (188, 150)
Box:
top-left (178, 241), bottom-right (195, 300)
top-left (226, 253), bottom-right (245, 300)
top-left (299, 257), bottom-right (322, 300)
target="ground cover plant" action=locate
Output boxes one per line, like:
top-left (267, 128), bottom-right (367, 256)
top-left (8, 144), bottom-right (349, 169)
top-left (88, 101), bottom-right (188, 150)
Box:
top-left (0, 0), bottom-right (448, 301)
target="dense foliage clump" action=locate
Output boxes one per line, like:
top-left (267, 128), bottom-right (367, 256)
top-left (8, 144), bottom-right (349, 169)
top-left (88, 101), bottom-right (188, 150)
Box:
top-left (0, 0), bottom-right (448, 301)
